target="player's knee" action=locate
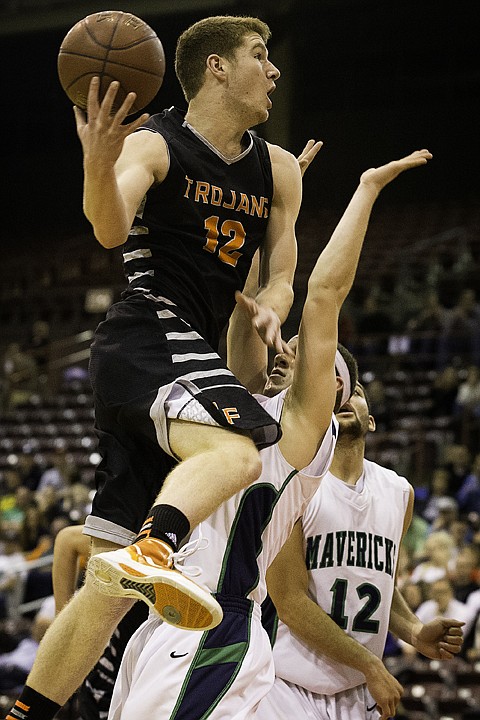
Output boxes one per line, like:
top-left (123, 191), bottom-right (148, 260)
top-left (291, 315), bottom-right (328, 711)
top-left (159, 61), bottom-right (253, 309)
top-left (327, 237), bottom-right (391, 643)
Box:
top-left (229, 438), bottom-right (262, 483)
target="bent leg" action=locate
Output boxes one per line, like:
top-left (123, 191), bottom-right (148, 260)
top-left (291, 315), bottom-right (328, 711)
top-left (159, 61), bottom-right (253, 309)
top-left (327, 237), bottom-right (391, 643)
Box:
top-left (157, 419), bottom-right (262, 528)
top-left (87, 424), bottom-right (262, 631)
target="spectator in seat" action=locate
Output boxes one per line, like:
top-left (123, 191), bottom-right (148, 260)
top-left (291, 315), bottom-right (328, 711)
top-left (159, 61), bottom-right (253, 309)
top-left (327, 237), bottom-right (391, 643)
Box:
top-left (401, 511), bottom-right (430, 563)
top-left (36, 449), bottom-right (79, 494)
top-left (444, 443), bottom-right (471, 496)
top-left (455, 365), bottom-right (480, 415)
top-left (430, 496), bottom-right (460, 535)
top-left (364, 376), bottom-right (392, 431)
top-left (407, 289), bottom-right (448, 365)
top-left (28, 320), bottom-right (51, 375)
top-left (0, 600), bottom-right (53, 693)
top-left (2, 343), bottom-right (39, 408)
top-left (19, 502), bottom-right (50, 557)
top-left (34, 486), bottom-right (62, 526)
top-left (59, 483), bottom-right (92, 525)
top-left (17, 454), bottom-right (44, 494)
top-left (449, 517), bottom-right (473, 553)
top-left (356, 291), bottom-right (393, 357)
top-left (410, 530), bottom-right (456, 584)
top-left (0, 531), bottom-right (27, 619)
top-left (402, 580), bottom-right (425, 614)
top-left (422, 467), bottom-right (455, 526)
top-left (457, 452), bottom-right (480, 512)
top-left (438, 288), bottom-right (480, 368)
top-left (0, 470), bottom-right (24, 528)
top-left (430, 365), bottom-right (460, 417)
top-left (450, 546), bottom-right (480, 603)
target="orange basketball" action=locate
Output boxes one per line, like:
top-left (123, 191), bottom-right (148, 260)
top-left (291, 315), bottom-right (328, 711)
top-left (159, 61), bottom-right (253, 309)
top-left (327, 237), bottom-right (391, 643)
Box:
top-left (57, 10), bottom-right (165, 114)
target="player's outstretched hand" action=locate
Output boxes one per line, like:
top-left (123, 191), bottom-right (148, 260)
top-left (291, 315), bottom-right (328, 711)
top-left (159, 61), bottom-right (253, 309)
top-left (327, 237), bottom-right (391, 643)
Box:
top-left (74, 77), bottom-right (150, 165)
top-left (235, 291), bottom-right (289, 355)
top-left (363, 656), bottom-right (403, 720)
top-left (411, 617), bottom-right (465, 660)
top-left (296, 139), bottom-right (323, 177)
top-left (360, 149), bottom-right (432, 193)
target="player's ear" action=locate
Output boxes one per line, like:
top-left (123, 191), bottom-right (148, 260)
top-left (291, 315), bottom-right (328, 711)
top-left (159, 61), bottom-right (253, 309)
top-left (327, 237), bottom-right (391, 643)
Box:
top-left (333, 377), bottom-right (344, 412)
top-left (368, 414), bottom-right (376, 433)
top-left (206, 54), bottom-right (227, 79)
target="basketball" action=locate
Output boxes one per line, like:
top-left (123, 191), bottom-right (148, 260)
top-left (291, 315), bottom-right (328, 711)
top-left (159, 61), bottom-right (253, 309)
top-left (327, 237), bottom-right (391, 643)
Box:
top-left (57, 10), bottom-right (165, 115)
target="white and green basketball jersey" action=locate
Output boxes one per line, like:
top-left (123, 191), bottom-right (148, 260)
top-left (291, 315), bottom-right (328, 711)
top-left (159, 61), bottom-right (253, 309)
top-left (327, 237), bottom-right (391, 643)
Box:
top-left (273, 458), bottom-right (411, 694)
top-left (184, 390), bottom-right (339, 607)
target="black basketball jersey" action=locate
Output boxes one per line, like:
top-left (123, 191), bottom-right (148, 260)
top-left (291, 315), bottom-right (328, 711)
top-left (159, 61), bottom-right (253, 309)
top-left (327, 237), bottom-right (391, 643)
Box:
top-left (122, 107), bottom-right (274, 348)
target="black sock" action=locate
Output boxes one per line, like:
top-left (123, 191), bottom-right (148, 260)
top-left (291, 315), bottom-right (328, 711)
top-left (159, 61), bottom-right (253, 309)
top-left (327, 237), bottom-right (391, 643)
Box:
top-left (8, 686), bottom-right (61, 720)
top-left (134, 504), bottom-right (190, 552)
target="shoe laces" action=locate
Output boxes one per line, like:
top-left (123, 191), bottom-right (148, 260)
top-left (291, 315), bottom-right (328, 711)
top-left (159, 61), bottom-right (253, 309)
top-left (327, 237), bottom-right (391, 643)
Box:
top-left (169, 527), bottom-right (209, 578)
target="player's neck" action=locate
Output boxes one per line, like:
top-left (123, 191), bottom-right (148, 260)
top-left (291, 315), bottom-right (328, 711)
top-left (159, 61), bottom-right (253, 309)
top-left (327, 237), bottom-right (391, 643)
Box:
top-left (329, 439), bottom-right (365, 486)
top-left (185, 99), bottom-right (247, 159)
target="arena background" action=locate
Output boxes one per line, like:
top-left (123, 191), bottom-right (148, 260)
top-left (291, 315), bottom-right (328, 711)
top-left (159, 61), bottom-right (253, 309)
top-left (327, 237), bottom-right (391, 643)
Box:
top-left (1, 2), bottom-right (480, 718)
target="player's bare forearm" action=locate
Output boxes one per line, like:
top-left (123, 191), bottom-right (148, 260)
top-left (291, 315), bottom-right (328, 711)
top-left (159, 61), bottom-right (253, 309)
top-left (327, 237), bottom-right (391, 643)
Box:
top-left (227, 293), bottom-right (268, 393)
top-left (389, 586), bottom-right (421, 643)
top-left (389, 587), bottom-right (464, 659)
top-left (227, 253), bottom-right (288, 387)
top-left (253, 279), bottom-right (294, 354)
top-left (83, 168), bottom-right (132, 248)
top-left (260, 144), bottom-right (301, 339)
top-left (255, 277), bottom-right (294, 324)
top-left (75, 79), bottom-right (153, 248)
top-left (298, 601), bottom-right (377, 672)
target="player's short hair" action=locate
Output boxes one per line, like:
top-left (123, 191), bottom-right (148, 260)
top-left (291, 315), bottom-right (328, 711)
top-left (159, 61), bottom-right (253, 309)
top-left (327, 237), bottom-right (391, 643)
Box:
top-left (175, 15), bottom-right (271, 101)
top-left (335, 343), bottom-right (358, 412)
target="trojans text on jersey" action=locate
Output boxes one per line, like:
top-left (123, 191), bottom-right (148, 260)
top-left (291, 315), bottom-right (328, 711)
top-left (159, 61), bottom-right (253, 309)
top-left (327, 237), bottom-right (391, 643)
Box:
top-left (184, 175), bottom-right (269, 218)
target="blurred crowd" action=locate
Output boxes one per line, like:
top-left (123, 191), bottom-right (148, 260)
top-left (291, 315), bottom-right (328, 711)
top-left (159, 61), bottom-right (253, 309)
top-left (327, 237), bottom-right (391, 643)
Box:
top-left (387, 471), bottom-right (480, 663)
top-left (0, 448), bottom-right (92, 696)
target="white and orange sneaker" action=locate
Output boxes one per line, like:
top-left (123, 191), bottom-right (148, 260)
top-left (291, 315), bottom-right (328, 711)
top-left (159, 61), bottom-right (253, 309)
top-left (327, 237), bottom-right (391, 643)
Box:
top-left (88, 536), bottom-right (222, 631)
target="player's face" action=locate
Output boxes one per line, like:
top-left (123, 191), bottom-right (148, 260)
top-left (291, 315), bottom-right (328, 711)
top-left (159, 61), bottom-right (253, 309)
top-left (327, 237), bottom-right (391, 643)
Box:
top-left (336, 383), bottom-right (375, 438)
top-left (263, 337), bottom-right (297, 397)
top-left (228, 34), bottom-right (280, 125)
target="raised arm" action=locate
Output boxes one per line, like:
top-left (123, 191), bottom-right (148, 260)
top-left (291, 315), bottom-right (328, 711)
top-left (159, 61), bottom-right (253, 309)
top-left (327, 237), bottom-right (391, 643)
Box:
top-left (253, 144), bottom-right (302, 352)
top-left (267, 522), bottom-right (403, 720)
top-left (227, 140), bottom-right (323, 391)
top-left (280, 150), bottom-right (432, 470)
top-left (227, 252), bottom-right (270, 393)
top-left (74, 79), bottom-right (168, 248)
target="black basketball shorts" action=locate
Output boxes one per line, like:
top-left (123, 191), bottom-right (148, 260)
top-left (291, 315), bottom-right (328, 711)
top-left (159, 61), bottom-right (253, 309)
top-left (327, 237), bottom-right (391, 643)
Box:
top-left (84, 291), bottom-right (281, 544)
